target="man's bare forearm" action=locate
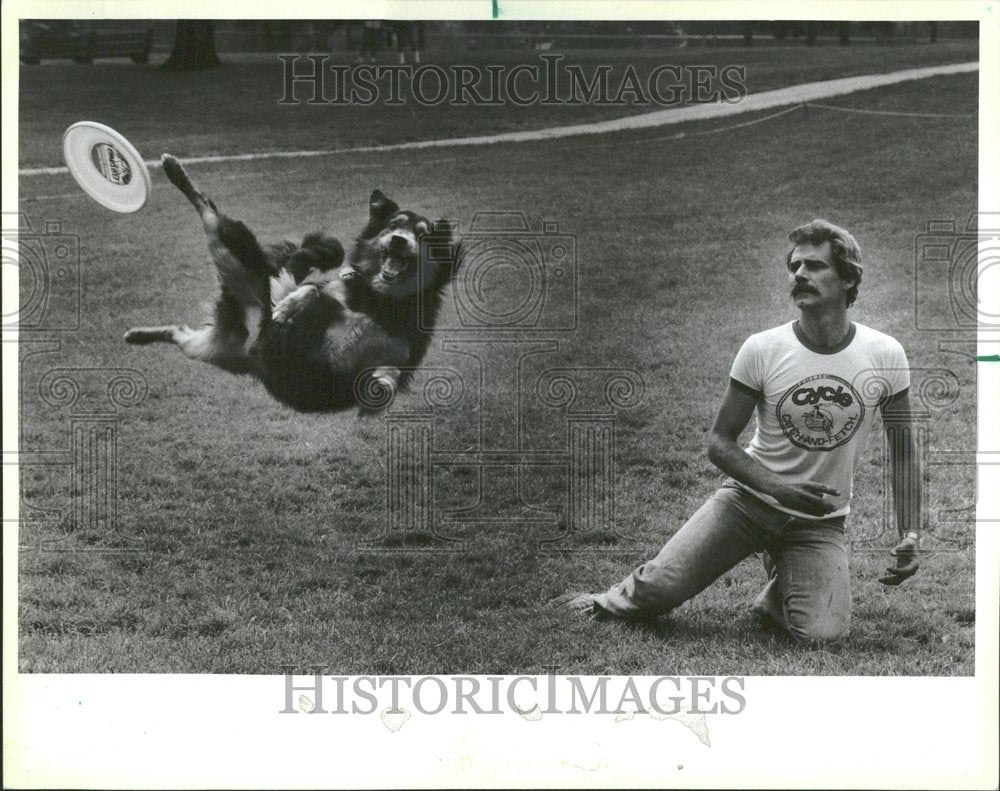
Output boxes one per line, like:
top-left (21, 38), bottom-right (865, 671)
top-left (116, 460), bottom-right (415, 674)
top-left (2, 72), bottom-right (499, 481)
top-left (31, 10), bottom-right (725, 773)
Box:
top-left (707, 384), bottom-right (839, 518)
top-left (707, 434), bottom-right (781, 497)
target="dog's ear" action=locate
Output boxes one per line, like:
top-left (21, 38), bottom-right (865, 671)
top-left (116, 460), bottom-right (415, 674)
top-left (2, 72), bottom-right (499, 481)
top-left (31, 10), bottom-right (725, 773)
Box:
top-left (369, 189), bottom-right (399, 224)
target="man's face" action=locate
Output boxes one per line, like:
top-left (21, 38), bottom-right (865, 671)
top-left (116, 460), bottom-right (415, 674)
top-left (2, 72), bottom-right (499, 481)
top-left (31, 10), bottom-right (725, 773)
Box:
top-left (787, 240), bottom-right (851, 311)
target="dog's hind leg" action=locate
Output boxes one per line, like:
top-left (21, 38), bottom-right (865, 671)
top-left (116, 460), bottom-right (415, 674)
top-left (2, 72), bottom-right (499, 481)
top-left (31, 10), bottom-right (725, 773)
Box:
top-left (124, 323), bottom-right (218, 359)
top-left (125, 290), bottom-right (257, 375)
top-left (124, 325), bottom-right (187, 346)
top-left (162, 154), bottom-right (273, 308)
top-left (125, 324), bottom-right (254, 374)
top-left (161, 153), bottom-right (219, 220)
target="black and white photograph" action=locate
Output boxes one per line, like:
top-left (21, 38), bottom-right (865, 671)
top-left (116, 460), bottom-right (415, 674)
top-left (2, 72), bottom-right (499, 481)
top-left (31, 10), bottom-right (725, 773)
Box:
top-left (4, 2), bottom-right (998, 787)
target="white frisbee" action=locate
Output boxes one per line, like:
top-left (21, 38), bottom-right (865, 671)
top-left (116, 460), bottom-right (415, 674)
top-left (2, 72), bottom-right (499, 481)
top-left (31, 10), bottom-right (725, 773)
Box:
top-left (62, 122), bottom-right (150, 213)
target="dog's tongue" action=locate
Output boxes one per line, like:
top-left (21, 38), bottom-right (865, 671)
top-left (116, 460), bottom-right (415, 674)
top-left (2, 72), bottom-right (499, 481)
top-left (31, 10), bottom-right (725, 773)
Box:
top-left (381, 255), bottom-right (408, 281)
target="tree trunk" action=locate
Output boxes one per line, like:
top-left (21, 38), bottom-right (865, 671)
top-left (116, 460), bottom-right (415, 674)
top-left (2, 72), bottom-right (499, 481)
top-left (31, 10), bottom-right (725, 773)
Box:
top-left (874, 22), bottom-right (895, 44)
top-left (163, 20), bottom-right (220, 70)
top-left (742, 21), bottom-right (754, 47)
top-left (928, 22), bottom-right (938, 43)
top-left (805, 21), bottom-right (817, 46)
top-left (838, 22), bottom-right (850, 46)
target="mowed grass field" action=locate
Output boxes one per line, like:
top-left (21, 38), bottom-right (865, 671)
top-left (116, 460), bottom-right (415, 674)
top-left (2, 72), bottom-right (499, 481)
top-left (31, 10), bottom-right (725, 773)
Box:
top-left (17, 44), bottom-right (977, 674)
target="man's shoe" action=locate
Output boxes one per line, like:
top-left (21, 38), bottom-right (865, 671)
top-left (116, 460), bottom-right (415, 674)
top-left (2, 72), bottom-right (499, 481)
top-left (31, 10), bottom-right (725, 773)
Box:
top-left (548, 591), bottom-right (615, 621)
top-left (549, 591), bottom-right (599, 612)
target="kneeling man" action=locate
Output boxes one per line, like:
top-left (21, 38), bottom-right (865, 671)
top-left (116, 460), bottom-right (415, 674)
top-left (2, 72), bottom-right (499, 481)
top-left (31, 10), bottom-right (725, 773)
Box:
top-left (560, 220), bottom-right (921, 643)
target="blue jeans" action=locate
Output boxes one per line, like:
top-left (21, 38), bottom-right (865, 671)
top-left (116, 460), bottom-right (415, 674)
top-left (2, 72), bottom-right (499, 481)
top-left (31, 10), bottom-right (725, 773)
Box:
top-left (594, 482), bottom-right (851, 643)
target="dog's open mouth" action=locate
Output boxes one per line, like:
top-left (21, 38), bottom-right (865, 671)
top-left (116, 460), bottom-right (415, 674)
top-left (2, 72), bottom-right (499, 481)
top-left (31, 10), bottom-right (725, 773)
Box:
top-left (378, 234), bottom-right (418, 283)
top-left (379, 254), bottom-right (415, 283)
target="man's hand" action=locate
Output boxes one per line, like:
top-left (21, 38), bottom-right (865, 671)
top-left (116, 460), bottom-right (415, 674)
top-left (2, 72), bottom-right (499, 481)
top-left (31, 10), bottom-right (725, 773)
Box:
top-left (879, 534), bottom-right (919, 586)
top-left (769, 481), bottom-right (840, 517)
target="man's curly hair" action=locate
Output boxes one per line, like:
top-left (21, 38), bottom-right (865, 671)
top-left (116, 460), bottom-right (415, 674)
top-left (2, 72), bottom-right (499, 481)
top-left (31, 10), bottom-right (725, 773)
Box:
top-left (787, 219), bottom-right (864, 308)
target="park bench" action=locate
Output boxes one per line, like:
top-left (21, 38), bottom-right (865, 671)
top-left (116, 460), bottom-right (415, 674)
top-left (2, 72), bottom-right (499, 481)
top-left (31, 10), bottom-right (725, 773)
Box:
top-left (20, 29), bottom-right (153, 65)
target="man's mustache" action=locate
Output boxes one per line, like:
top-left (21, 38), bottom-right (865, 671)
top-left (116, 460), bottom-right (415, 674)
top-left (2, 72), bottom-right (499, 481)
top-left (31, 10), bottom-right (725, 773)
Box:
top-left (792, 285), bottom-right (818, 296)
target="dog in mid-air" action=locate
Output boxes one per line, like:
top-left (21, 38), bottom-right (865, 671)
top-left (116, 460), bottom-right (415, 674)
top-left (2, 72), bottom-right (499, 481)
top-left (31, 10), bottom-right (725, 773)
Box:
top-left (125, 155), bottom-right (459, 412)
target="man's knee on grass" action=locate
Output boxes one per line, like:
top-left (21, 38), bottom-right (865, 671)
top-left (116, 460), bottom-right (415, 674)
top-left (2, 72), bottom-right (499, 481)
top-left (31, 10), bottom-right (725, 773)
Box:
top-left (785, 613), bottom-right (850, 645)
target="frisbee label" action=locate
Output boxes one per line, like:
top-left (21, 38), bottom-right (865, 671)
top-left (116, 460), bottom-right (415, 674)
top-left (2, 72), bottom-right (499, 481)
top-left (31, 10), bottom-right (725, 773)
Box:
top-left (64, 122), bottom-right (150, 212)
top-left (776, 374), bottom-right (865, 451)
top-left (90, 143), bottom-right (132, 185)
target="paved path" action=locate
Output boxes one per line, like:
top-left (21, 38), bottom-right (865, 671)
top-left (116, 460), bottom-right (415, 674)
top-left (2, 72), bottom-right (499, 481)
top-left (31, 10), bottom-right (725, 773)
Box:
top-left (20, 61), bottom-right (978, 177)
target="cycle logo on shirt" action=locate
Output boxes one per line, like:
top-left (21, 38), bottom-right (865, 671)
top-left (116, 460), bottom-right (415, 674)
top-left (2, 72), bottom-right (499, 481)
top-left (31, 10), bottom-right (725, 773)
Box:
top-left (777, 374), bottom-right (865, 451)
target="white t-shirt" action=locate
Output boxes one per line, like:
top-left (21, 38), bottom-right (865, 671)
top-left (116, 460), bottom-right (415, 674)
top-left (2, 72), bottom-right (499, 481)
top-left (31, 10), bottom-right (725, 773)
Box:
top-left (729, 320), bottom-right (910, 519)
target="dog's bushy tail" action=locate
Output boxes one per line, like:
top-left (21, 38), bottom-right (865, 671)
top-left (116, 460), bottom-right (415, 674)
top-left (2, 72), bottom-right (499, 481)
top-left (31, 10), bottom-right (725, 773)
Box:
top-left (163, 153), bottom-right (275, 307)
top-left (162, 154), bottom-right (216, 213)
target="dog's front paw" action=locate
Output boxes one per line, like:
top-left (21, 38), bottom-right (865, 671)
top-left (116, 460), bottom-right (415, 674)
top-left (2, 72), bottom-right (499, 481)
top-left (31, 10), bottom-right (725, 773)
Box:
top-left (271, 284), bottom-right (319, 323)
top-left (373, 366), bottom-right (400, 393)
top-left (356, 366), bottom-right (400, 416)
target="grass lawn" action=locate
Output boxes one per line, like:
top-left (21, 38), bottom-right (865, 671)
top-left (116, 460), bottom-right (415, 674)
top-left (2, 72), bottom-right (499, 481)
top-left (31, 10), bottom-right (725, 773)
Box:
top-left (16, 45), bottom-right (977, 674)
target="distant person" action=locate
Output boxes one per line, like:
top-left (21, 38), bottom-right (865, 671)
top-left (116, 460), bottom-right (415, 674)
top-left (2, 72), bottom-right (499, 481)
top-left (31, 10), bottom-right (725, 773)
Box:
top-left (359, 20), bottom-right (382, 63)
top-left (556, 220), bottom-right (921, 643)
top-left (393, 20), bottom-right (422, 64)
